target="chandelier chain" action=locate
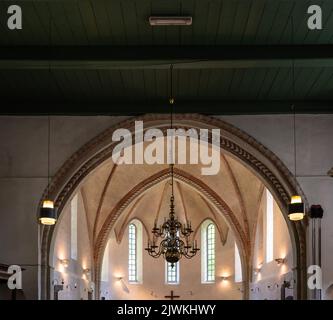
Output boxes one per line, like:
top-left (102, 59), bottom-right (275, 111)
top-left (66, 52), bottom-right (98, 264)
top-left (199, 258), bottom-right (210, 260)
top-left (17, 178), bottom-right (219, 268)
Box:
top-left (145, 64), bottom-right (199, 267)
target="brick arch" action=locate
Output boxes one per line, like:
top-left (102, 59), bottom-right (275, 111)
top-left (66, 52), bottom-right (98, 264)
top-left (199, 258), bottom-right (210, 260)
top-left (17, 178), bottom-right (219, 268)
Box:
top-left (39, 113), bottom-right (307, 300)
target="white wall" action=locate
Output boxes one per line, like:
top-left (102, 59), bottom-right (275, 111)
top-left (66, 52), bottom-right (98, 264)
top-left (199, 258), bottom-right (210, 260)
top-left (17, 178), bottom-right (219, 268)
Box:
top-left (250, 188), bottom-right (293, 300)
top-left (0, 114), bottom-right (332, 299)
top-left (0, 116), bottom-right (125, 299)
top-left (104, 223), bottom-right (242, 300)
top-left (51, 192), bottom-right (93, 300)
top-left (218, 115), bottom-right (333, 296)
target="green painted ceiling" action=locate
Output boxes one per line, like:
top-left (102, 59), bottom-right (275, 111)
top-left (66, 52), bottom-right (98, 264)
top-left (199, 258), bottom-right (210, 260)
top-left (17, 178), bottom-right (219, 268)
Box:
top-left (0, 0), bottom-right (332, 114)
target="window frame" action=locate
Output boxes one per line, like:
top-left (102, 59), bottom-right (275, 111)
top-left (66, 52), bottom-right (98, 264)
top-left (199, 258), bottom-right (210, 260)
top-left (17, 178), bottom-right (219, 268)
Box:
top-left (201, 220), bottom-right (216, 283)
top-left (128, 223), bottom-right (138, 283)
top-left (165, 261), bottom-right (180, 285)
top-left (265, 189), bottom-right (274, 263)
top-left (206, 223), bottom-right (216, 282)
top-left (70, 194), bottom-right (78, 260)
top-left (234, 242), bottom-right (243, 283)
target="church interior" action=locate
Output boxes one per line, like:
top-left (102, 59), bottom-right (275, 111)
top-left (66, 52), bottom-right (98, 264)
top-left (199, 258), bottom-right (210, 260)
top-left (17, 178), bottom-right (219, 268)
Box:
top-left (0, 0), bottom-right (333, 301)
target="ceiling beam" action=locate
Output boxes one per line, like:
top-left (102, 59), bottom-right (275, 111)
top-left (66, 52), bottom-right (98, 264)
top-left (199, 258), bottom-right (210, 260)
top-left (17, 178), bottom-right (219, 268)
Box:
top-left (1, 45), bottom-right (333, 69)
top-left (1, 100), bottom-right (332, 115)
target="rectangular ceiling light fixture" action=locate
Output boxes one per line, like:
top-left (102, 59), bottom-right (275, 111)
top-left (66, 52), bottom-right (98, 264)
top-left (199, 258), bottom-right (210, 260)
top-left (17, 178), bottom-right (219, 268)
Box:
top-left (149, 16), bottom-right (192, 26)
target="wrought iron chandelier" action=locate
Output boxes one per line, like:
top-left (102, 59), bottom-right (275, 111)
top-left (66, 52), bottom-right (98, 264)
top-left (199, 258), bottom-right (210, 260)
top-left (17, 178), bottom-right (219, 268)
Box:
top-left (145, 65), bottom-right (200, 267)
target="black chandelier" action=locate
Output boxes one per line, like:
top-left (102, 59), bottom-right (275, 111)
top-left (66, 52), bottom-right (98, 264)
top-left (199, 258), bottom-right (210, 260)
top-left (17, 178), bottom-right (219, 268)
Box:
top-left (145, 65), bottom-right (200, 267)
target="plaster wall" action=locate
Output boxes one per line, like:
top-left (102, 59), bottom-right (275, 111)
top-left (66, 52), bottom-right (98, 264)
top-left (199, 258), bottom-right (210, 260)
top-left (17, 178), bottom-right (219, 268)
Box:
top-left (0, 114), bottom-right (332, 299)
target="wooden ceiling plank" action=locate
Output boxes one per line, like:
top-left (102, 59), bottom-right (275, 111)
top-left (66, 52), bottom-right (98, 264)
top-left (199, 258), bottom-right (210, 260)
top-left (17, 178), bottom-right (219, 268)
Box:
top-left (316, 5), bottom-right (333, 44)
top-left (216, 0), bottom-right (238, 44)
top-left (205, 0), bottom-right (223, 45)
top-left (90, 0), bottom-right (113, 45)
top-left (151, 0), bottom-right (167, 46)
top-left (192, 0), bottom-right (210, 45)
top-left (293, 0), bottom-right (313, 44)
top-left (121, 0), bottom-right (140, 45)
top-left (254, 0), bottom-right (280, 44)
top-left (269, 1), bottom-right (295, 44)
top-left (231, 1), bottom-right (252, 44)
top-left (135, 0), bottom-right (152, 45)
top-left (180, 0), bottom-right (195, 45)
top-left (305, 68), bottom-right (333, 98)
top-left (78, 0), bottom-right (100, 44)
top-left (241, 0), bottom-right (266, 44)
top-left (48, 2), bottom-right (74, 45)
top-left (62, 1), bottom-right (88, 45)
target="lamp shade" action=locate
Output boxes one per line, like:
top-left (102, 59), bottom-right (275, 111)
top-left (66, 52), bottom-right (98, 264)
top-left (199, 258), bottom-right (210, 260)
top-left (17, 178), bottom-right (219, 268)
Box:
top-left (288, 195), bottom-right (305, 221)
top-left (39, 200), bottom-right (57, 225)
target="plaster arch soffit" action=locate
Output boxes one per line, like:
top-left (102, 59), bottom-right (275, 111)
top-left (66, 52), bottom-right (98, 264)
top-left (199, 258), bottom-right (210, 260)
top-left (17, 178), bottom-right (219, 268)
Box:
top-left (43, 114), bottom-right (307, 218)
top-left (80, 188), bottom-right (94, 251)
top-left (249, 183), bottom-right (265, 268)
top-left (175, 181), bottom-right (189, 224)
top-left (114, 194), bottom-right (146, 244)
top-left (93, 168), bottom-right (247, 265)
top-left (193, 216), bottom-right (229, 246)
top-left (93, 163), bottom-right (118, 242)
top-left (221, 154), bottom-right (250, 240)
top-left (154, 181), bottom-right (169, 224)
top-left (197, 194), bottom-right (230, 245)
top-left (116, 216), bottom-right (151, 245)
top-left (39, 113), bottom-right (308, 300)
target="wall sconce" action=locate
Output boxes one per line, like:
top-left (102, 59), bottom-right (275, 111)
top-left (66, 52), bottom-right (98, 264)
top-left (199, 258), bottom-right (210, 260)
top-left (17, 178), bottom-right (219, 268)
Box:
top-left (39, 200), bottom-right (57, 225)
top-left (115, 277), bottom-right (129, 293)
top-left (83, 268), bottom-right (91, 276)
top-left (328, 167), bottom-right (333, 177)
top-left (275, 258), bottom-right (286, 265)
top-left (59, 259), bottom-right (69, 268)
top-left (253, 267), bottom-right (261, 275)
top-left (267, 283), bottom-right (279, 291)
top-left (288, 195), bottom-right (305, 221)
top-left (220, 276), bottom-right (229, 281)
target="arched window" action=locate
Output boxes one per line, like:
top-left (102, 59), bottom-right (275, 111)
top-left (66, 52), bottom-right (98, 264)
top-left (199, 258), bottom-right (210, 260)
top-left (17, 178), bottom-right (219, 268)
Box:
top-left (128, 220), bottom-right (143, 283)
top-left (206, 223), bottom-right (216, 282)
top-left (201, 220), bottom-right (215, 283)
top-left (128, 223), bottom-right (137, 282)
top-left (265, 189), bottom-right (274, 263)
top-left (234, 242), bottom-right (243, 283)
top-left (70, 194), bottom-right (78, 260)
top-left (166, 261), bottom-right (179, 284)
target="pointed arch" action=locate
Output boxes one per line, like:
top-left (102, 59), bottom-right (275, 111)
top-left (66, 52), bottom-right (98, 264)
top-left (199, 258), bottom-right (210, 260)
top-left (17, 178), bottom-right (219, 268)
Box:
top-left (40, 114), bottom-right (307, 300)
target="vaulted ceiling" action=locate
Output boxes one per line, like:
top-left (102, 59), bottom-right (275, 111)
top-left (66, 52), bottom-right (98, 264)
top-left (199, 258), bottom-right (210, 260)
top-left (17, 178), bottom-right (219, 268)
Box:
top-left (72, 140), bottom-right (271, 256)
top-left (1, 0), bottom-right (333, 114)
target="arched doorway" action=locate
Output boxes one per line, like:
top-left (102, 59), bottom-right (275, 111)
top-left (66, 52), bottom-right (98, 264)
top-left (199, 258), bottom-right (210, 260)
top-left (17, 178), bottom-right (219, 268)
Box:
top-left (39, 114), bottom-right (307, 300)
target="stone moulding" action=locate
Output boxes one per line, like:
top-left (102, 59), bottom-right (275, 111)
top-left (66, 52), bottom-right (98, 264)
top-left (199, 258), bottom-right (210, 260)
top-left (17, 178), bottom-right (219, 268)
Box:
top-left (39, 113), bottom-right (307, 300)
